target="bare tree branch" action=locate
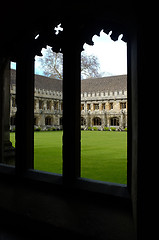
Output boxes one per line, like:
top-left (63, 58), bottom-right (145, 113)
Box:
top-left (36, 46), bottom-right (102, 80)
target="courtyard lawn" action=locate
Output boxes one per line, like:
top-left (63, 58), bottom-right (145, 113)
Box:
top-left (81, 131), bottom-right (127, 184)
top-left (34, 131), bottom-right (63, 174)
top-left (10, 131), bottom-right (127, 184)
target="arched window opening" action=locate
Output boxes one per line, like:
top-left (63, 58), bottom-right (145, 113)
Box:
top-left (110, 117), bottom-right (119, 126)
top-left (47, 101), bottom-right (52, 110)
top-left (92, 117), bottom-right (101, 126)
top-left (39, 100), bottom-right (44, 110)
top-left (33, 24), bottom-right (63, 175)
top-left (8, 22), bottom-right (127, 184)
top-left (45, 116), bottom-right (52, 126)
top-left (81, 28), bottom-right (127, 184)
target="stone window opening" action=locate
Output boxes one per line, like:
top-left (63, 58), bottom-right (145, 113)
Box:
top-left (102, 103), bottom-right (105, 110)
top-left (109, 102), bottom-right (113, 110)
top-left (92, 117), bottom-right (101, 126)
top-left (2, 19), bottom-right (129, 195)
top-left (87, 104), bottom-right (91, 110)
top-left (80, 25), bottom-right (128, 185)
top-left (47, 100), bottom-right (52, 110)
top-left (33, 26), bottom-right (63, 174)
top-left (54, 101), bottom-right (58, 110)
top-left (120, 102), bottom-right (126, 109)
top-left (110, 117), bottom-right (119, 126)
top-left (39, 100), bottom-right (44, 110)
top-left (94, 103), bottom-right (99, 110)
top-left (45, 117), bottom-right (52, 125)
top-left (5, 23), bottom-right (127, 185)
top-left (81, 104), bottom-right (84, 110)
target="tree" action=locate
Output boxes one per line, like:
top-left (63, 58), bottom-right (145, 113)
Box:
top-left (36, 46), bottom-right (101, 79)
top-left (81, 52), bottom-right (101, 79)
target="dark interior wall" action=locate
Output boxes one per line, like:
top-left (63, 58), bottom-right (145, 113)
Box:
top-left (0, 177), bottom-right (135, 240)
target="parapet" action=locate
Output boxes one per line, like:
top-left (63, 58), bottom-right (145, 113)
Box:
top-left (10, 84), bottom-right (63, 100)
top-left (34, 88), bottom-right (63, 100)
top-left (10, 84), bottom-right (127, 101)
top-left (81, 90), bottom-right (127, 100)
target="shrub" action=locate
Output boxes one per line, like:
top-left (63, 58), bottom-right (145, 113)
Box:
top-left (104, 127), bottom-right (110, 131)
top-left (124, 127), bottom-right (127, 131)
top-left (35, 127), bottom-right (41, 131)
top-left (110, 127), bottom-right (116, 131)
top-left (93, 127), bottom-right (98, 131)
top-left (88, 127), bottom-right (92, 131)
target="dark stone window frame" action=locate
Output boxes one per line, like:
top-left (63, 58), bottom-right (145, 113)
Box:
top-left (0, 18), bottom-right (138, 202)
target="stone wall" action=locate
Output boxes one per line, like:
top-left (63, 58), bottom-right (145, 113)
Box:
top-left (81, 90), bottom-right (127, 130)
top-left (10, 84), bottom-right (127, 130)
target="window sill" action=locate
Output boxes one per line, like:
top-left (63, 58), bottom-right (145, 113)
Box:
top-left (0, 166), bottom-right (130, 200)
top-left (75, 177), bottom-right (129, 199)
top-left (0, 163), bottom-right (15, 176)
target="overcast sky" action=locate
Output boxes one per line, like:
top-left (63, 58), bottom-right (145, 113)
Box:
top-left (11, 29), bottom-right (127, 77)
top-left (82, 30), bottom-right (127, 76)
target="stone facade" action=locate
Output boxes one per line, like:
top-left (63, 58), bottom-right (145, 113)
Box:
top-left (81, 90), bottom-right (127, 130)
top-left (34, 89), bottom-right (63, 130)
top-left (10, 70), bottom-right (127, 130)
top-left (10, 82), bottom-right (63, 131)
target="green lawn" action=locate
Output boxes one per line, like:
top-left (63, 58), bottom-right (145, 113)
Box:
top-left (34, 131), bottom-right (63, 174)
top-left (10, 131), bottom-right (127, 184)
top-left (81, 131), bottom-right (127, 184)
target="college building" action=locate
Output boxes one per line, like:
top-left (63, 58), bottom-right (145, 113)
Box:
top-left (10, 69), bottom-right (127, 130)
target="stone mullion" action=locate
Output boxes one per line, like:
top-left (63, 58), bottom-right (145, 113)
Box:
top-left (16, 51), bottom-right (34, 174)
top-left (63, 20), bottom-right (81, 182)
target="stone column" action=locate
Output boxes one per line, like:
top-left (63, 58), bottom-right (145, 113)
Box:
top-left (85, 111), bottom-right (90, 129)
top-left (3, 61), bottom-right (15, 164)
top-left (102, 113), bottom-right (106, 129)
top-left (99, 102), bottom-right (102, 111)
top-left (51, 100), bottom-right (54, 112)
top-left (0, 59), bottom-right (15, 164)
top-left (125, 114), bottom-right (127, 128)
top-left (84, 101), bottom-right (87, 112)
top-left (107, 114), bottom-right (110, 127)
top-left (43, 100), bottom-right (47, 111)
top-left (35, 99), bottom-right (39, 111)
